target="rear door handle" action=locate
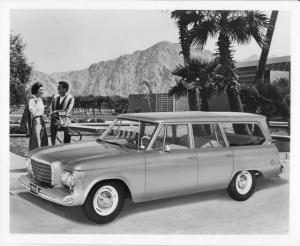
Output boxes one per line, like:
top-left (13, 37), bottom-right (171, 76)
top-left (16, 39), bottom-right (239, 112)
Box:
top-left (187, 156), bottom-right (197, 159)
top-left (226, 153), bottom-right (233, 157)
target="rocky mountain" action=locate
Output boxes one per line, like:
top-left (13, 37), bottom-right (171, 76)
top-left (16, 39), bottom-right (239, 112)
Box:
top-left (28, 70), bottom-right (57, 96)
top-left (28, 41), bottom-right (214, 97)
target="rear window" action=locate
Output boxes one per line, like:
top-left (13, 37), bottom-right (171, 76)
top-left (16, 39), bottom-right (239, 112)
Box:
top-left (221, 122), bottom-right (266, 146)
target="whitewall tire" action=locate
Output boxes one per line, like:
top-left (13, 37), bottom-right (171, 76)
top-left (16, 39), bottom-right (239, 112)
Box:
top-left (227, 171), bottom-right (255, 201)
top-left (83, 181), bottom-right (125, 224)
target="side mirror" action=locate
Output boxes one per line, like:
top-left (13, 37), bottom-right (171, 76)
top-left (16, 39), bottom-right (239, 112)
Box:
top-left (164, 145), bottom-right (171, 152)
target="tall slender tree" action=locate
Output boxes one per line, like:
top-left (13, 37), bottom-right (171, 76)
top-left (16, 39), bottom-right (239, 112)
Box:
top-left (255, 10), bottom-right (278, 84)
top-left (171, 10), bottom-right (201, 111)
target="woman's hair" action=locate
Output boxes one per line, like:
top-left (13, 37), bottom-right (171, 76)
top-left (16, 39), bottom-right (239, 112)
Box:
top-left (31, 82), bottom-right (43, 95)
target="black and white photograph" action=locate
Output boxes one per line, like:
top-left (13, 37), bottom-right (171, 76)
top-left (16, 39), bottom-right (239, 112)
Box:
top-left (1, 0), bottom-right (300, 245)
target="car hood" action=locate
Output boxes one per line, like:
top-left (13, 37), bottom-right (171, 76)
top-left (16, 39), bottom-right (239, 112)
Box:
top-left (32, 141), bottom-right (130, 166)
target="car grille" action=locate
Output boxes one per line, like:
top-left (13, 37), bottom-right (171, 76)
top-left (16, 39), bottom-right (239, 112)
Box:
top-left (31, 159), bottom-right (52, 187)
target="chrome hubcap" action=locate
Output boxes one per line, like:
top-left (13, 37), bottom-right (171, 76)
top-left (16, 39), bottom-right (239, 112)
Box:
top-left (236, 171), bottom-right (252, 195)
top-left (93, 186), bottom-right (119, 216)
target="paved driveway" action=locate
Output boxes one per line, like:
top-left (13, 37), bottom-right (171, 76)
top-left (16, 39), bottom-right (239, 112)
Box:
top-left (9, 153), bottom-right (289, 234)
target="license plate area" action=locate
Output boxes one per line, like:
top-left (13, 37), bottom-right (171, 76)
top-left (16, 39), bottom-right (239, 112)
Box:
top-left (29, 183), bottom-right (40, 195)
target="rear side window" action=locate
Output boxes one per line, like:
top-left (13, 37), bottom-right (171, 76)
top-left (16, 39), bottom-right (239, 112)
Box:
top-left (192, 123), bottom-right (225, 148)
top-left (221, 122), bottom-right (266, 146)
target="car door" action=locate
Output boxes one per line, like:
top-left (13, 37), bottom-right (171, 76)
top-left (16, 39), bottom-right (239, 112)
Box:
top-left (220, 122), bottom-right (275, 172)
top-left (143, 123), bottom-right (198, 201)
top-left (192, 123), bottom-right (234, 191)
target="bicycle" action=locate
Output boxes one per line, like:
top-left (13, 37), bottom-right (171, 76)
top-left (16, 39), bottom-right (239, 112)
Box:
top-left (48, 110), bottom-right (82, 143)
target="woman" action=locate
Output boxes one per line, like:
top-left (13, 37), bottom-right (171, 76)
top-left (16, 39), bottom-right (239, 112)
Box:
top-left (28, 82), bottom-right (48, 151)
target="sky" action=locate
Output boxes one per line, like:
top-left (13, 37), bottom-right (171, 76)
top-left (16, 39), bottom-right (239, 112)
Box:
top-left (10, 9), bottom-right (291, 74)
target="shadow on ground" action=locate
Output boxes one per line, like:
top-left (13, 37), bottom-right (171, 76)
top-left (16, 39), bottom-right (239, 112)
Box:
top-left (255, 175), bottom-right (289, 192)
top-left (10, 168), bottom-right (27, 173)
top-left (16, 192), bottom-right (91, 224)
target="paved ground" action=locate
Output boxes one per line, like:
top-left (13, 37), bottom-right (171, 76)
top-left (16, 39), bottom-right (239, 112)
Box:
top-left (9, 152), bottom-right (289, 234)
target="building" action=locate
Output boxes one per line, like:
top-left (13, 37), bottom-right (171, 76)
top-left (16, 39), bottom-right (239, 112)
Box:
top-left (236, 55), bottom-right (290, 85)
top-left (128, 93), bottom-right (175, 112)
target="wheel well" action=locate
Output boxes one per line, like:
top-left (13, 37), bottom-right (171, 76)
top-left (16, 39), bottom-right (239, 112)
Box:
top-left (92, 179), bottom-right (132, 200)
top-left (235, 170), bottom-right (263, 177)
top-left (229, 170), bottom-right (262, 184)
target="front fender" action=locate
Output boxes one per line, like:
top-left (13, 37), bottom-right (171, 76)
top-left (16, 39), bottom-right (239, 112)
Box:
top-left (80, 174), bottom-right (134, 205)
top-left (78, 155), bottom-right (146, 204)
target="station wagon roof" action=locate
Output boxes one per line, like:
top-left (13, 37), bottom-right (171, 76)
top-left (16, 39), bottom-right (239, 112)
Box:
top-left (118, 111), bottom-right (266, 123)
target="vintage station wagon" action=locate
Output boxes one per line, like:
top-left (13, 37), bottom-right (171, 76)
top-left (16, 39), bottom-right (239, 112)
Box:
top-left (18, 111), bottom-right (285, 224)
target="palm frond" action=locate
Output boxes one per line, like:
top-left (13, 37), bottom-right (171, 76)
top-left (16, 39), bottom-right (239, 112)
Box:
top-left (189, 19), bottom-right (217, 48)
top-left (172, 64), bottom-right (189, 78)
top-left (168, 80), bottom-right (188, 98)
top-left (227, 16), bottom-right (252, 45)
top-left (245, 11), bottom-right (269, 47)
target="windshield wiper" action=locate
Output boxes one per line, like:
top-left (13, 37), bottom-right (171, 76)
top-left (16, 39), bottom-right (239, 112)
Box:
top-left (105, 140), bottom-right (127, 149)
top-left (96, 138), bottom-right (109, 148)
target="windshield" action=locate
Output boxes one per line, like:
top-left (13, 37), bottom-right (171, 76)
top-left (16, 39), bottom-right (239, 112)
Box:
top-left (98, 118), bottom-right (158, 150)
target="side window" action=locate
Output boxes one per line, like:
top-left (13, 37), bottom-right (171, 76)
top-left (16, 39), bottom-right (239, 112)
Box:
top-left (192, 123), bottom-right (224, 148)
top-left (214, 123), bottom-right (226, 147)
top-left (152, 125), bottom-right (166, 150)
top-left (152, 124), bottom-right (190, 150)
top-left (221, 122), bottom-right (266, 146)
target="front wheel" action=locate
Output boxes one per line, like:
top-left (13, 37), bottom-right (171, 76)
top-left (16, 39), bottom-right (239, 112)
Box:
top-left (82, 181), bottom-right (125, 224)
top-left (227, 171), bottom-right (255, 201)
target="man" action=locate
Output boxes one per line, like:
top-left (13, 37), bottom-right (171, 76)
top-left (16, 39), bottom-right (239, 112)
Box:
top-left (50, 81), bottom-right (74, 145)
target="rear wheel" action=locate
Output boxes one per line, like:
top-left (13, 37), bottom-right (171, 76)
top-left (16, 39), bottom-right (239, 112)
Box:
top-left (82, 181), bottom-right (125, 224)
top-left (227, 171), bottom-right (255, 201)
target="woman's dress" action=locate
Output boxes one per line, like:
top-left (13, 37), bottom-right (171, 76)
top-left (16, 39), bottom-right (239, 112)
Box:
top-left (28, 96), bottom-right (48, 151)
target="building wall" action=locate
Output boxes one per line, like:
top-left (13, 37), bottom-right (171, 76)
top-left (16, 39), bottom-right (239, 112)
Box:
top-left (236, 66), bottom-right (257, 84)
top-left (174, 92), bottom-right (230, 112)
top-left (129, 93), bottom-right (174, 112)
top-left (129, 92), bottom-right (231, 113)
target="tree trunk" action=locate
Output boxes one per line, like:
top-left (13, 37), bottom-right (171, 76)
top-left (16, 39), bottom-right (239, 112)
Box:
top-left (187, 89), bottom-right (198, 111)
top-left (227, 89), bottom-right (244, 112)
top-left (200, 89), bottom-right (209, 111)
top-left (179, 22), bottom-right (201, 112)
top-left (255, 11), bottom-right (278, 84)
top-left (217, 31), bottom-right (243, 112)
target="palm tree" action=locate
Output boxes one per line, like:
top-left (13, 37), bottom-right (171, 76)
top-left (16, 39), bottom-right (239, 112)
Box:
top-left (140, 80), bottom-right (153, 112)
top-left (170, 57), bottom-right (219, 111)
top-left (186, 10), bottom-right (269, 112)
top-left (171, 10), bottom-right (201, 111)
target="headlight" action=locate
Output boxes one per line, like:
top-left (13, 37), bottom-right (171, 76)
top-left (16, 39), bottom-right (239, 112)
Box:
top-left (25, 158), bottom-right (32, 174)
top-left (61, 171), bottom-right (75, 188)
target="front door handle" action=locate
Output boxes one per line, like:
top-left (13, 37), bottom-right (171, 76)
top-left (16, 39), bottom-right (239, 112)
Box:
top-left (226, 153), bottom-right (233, 157)
top-left (187, 156), bottom-right (197, 160)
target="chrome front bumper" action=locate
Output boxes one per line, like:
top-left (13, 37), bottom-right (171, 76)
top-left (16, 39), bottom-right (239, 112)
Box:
top-left (18, 174), bottom-right (80, 206)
